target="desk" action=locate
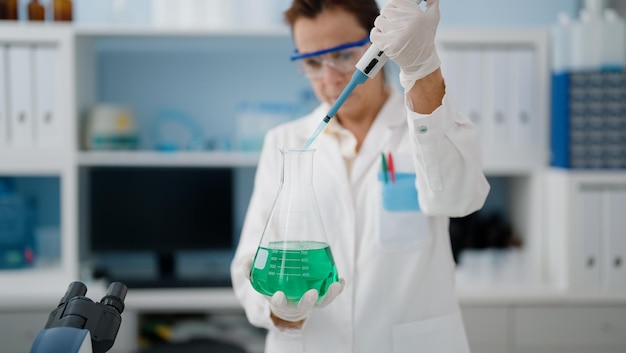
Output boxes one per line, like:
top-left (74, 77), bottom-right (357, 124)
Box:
top-left (2, 283), bottom-right (626, 353)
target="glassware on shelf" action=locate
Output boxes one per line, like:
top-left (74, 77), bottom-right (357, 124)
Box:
top-left (249, 148), bottom-right (340, 302)
top-left (28, 0), bottom-right (45, 21)
top-left (0, 0), bottom-right (19, 20)
top-left (52, 0), bottom-right (72, 22)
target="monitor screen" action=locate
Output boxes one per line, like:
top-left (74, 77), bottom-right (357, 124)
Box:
top-left (89, 166), bottom-right (234, 253)
top-left (87, 166), bottom-right (234, 288)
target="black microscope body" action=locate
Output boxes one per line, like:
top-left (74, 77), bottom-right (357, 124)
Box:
top-left (30, 281), bottom-right (127, 353)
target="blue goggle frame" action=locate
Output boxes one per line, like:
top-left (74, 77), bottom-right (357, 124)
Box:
top-left (290, 36), bottom-right (371, 61)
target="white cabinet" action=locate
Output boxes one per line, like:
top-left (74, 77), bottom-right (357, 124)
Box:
top-left (0, 311), bottom-right (50, 353)
top-left (461, 303), bottom-right (626, 353)
top-left (514, 306), bottom-right (626, 352)
top-left (0, 45), bottom-right (7, 146)
top-left (0, 24), bottom-right (78, 297)
top-left (461, 306), bottom-right (511, 353)
top-left (546, 169), bottom-right (626, 290)
top-left (438, 28), bottom-right (550, 285)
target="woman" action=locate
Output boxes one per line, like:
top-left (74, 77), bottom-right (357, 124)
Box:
top-left (230, 0), bottom-right (490, 352)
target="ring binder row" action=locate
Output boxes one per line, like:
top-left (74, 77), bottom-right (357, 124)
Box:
top-left (551, 71), bottom-right (626, 169)
top-left (439, 45), bottom-right (539, 150)
top-left (547, 172), bottom-right (626, 291)
top-left (0, 43), bottom-right (61, 150)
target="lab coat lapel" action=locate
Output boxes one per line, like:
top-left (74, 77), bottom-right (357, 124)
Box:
top-left (351, 89), bottom-right (406, 182)
top-left (297, 104), bottom-right (351, 196)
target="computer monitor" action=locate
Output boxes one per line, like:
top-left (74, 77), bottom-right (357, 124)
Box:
top-left (87, 166), bottom-right (234, 288)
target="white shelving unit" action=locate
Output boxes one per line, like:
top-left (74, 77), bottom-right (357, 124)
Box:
top-left (546, 169), bottom-right (626, 290)
top-left (2, 23), bottom-right (626, 353)
top-left (438, 27), bottom-right (551, 287)
top-left (0, 22), bottom-right (559, 299)
top-left (0, 23), bottom-right (79, 298)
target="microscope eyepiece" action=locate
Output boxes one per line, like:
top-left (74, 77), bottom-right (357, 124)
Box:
top-left (59, 281), bottom-right (87, 306)
top-left (100, 282), bottom-right (127, 314)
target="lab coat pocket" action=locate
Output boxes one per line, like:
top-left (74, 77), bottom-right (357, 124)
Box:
top-left (392, 311), bottom-right (470, 353)
top-left (378, 172), bottom-right (429, 252)
top-left (379, 172), bottom-right (420, 211)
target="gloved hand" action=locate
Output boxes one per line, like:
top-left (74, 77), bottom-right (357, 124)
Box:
top-left (370, 0), bottom-right (441, 91)
top-left (244, 257), bottom-right (345, 326)
top-left (268, 278), bottom-right (345, 323)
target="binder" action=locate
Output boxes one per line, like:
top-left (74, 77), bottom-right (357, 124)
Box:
top-left (485, 48), bottom-right (511, 146)
top-left (33, 46), bottom-right (59, 148)
top-left (7, 45), bottom-right (34, 148)
top-left (439, 47), bottom-right (461, 106)
top-left (576, 190), bottom-right (602, 289)
top-left (460, 49), bottom-right (484, 138)
top-left (603, 189), bottom-right (626, 289)
top-left (0, 46), bottom-right (7, 147)
top-left (510, 48), bottom-right (536, 146)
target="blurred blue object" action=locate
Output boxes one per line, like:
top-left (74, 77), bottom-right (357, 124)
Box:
top-left (151, 108), bottom-right (204, 152)
top-left (0, 178), bottom-right (36, 269)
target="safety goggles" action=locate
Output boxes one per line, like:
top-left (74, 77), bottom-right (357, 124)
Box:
top-left (290, 36), bottom-right (371, 79)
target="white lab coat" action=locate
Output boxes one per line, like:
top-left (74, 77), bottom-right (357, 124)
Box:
top-left (231, 88), bottom-right (490, 353)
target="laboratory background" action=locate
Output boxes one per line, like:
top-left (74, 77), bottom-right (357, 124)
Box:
top-left (0, 0), bottom-right (625, 352)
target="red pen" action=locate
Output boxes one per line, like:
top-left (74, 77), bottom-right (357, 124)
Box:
top-left (387, 152), bottom-right (395, 183)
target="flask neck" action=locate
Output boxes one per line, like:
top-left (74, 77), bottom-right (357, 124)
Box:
top-left (280, 148), bottom-right (314, 186)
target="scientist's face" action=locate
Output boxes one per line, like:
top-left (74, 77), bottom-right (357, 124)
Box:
top-left (292, 7), bottom-right (387, 121)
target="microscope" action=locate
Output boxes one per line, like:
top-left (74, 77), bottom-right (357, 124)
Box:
top-left (29, 281), bottom-right (127, 353)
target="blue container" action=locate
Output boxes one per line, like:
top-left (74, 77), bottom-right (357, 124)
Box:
top-left (0, 179), bottom-right (36, 269)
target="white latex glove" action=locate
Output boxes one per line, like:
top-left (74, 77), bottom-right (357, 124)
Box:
top-left (370, 0), bottom-right (441, 91)
top-left (244, 257), bottom-right (345, 324)
top-left (269, 278), bottom-right (345, 323)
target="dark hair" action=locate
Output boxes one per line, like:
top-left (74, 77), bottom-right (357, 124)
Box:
top-left (284, 0), bottom-right (380, 33)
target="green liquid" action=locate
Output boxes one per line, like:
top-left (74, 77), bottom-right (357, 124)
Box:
top-left (250, 240), bottom-right (339, 302)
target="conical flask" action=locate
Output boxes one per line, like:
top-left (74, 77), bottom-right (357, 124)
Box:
top-left (250, 147), bottom-right (339, 302)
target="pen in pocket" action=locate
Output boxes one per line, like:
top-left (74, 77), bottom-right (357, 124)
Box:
top-left (387, 152), bottom-right (395, 183)
top-left (381, 152), bottom-right (388, 184)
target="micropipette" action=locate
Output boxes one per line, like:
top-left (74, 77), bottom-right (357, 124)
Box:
top-left (304, 0), bottom-right (423, 149)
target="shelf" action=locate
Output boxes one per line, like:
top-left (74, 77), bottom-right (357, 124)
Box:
top-left (457, 286), bottom-right (626, 306)
top-left (77, 151), bottom-right (260, 168)
top-left (74, 24), bottom-right (293, 54)
top-left (548, 168), bottom-right (626, 183)
top-left (437, 26), bottom-right (550, 47)
top-left (481, 144), bottom-right (548, 176)
top-left (0, 267), bottom-right (75, 308)
top-left (0, 150), bottom-right (69, 175)
top-left (73, 24), bottom-right (290, 38)
top-left (0, 22), bottom-right (73, 43)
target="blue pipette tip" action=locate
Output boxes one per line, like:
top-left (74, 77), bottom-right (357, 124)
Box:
top-left (303, 70), bottom-right (369, 149)
top-left (304, 119), bottom-right (328, 149)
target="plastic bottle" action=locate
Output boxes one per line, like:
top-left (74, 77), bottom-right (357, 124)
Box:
top-left (602, 8), bottom-right (626, 70)
top-left (28, 0), bottom-right (45, 21)
top-left (571, 6), bottom-right (604, 71)
top-left (551, 12), bottom-right (573, 74)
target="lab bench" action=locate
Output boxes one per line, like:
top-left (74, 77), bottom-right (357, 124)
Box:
top-left (1, 284), bottom-right (626, 353)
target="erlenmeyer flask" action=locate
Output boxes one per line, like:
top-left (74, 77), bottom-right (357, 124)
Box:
top-left (250, 147), bottom-right (339, 302)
